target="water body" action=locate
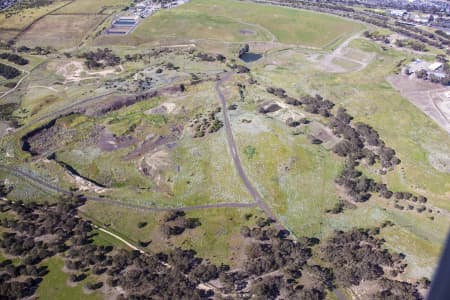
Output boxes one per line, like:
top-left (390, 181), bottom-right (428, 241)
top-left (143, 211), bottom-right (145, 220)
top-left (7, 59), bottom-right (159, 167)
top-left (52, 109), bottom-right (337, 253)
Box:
top-left (240, 52), bottom-right (262, 63)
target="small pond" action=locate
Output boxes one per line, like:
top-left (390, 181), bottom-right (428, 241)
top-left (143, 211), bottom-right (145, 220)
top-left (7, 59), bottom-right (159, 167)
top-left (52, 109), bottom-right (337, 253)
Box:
top-left (240, 52), bottom-right (262, 63)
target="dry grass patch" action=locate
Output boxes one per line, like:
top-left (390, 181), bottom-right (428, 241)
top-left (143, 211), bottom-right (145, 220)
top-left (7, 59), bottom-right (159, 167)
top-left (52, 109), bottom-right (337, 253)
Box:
top-left (17, 14), bottom-right (104, 49)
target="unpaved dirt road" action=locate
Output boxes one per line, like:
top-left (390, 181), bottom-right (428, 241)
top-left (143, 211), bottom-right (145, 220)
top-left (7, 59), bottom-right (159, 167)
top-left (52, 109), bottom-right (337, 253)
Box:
top-left (215, 72), bottom-right (283, 230)
top-left (0, 164), bottom-right (257, 212)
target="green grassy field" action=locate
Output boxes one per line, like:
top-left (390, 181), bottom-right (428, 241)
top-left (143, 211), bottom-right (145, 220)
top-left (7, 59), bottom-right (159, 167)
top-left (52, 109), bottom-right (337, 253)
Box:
top-left (81, 201), bottom-right (263, 266)
top-left (95, 10), bottom-right (271, 47)
top-left (94, 0), bottom-right (364, 48)
top-left (233, 114), bottom-right (342, 237)
top-left (37, 257), bottom-right (101, 300)
top-left (245, 36), bottom-right (450, 280)
top-left (254, 38), bottom-right (450, 210)
top-left (182, 0), bottom-right (365, 46)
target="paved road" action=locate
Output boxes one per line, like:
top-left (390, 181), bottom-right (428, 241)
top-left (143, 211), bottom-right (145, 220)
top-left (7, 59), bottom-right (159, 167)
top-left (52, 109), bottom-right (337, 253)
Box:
top-left (215, 73), bottom-right (283, 230)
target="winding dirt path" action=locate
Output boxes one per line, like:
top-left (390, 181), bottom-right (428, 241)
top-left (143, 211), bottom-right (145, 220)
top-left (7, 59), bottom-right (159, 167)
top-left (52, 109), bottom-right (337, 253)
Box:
top-left (96, 226), bottom-right (145, 253)
top-left (312, 31), bottom-right (374, 73)
top-left (0, 68), bottom-right (30, 100)
top-left (0, 71), bottom-right (285, 230)
top-left (215, 72), bottom-right (283, 230)
top-left (0, 164), bottom-right (257, 212)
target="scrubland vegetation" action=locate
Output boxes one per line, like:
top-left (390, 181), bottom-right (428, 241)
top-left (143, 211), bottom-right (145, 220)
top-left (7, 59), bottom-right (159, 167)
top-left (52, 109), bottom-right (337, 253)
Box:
top-left (0, 0), bottom-right (449, 298)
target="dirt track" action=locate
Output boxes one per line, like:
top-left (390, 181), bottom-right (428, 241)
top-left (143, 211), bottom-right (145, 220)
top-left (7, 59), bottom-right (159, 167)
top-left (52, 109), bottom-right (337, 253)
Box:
top-left (215, 72), bottom-right (283, 230)
top-left (309, 32), bottom-right (375, 73)
top-left (0, 164), bottom-right (257, 212)
top-left (0, 72), bottom-right (285, 230)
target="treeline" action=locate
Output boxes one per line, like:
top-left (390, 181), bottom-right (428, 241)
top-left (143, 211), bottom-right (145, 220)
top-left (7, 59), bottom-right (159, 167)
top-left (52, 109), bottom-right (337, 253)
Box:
top-left (264, 85), bottom-right (434, 212)
top-left (0, 63), bottom-right (20, 79)
top-left (395, 39), bottom-right (427, 51)
top-left (17, 45), bottom-right (53, 56)
top-left (266, 87), bottom-right (335, 117)
top-left (435, 30), bottom-right (450, 40)
top-left (6, 0), bottom-right (55, 11)
top-left (0, 53), bottom-right (28, 66)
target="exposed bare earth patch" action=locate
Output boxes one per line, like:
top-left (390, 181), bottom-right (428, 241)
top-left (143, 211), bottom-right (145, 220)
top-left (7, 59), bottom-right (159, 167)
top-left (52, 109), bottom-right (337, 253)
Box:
top-left (239, 29), bottom-right (256, 36)
top-left (139, 149), bottom-right (171, 189)
top-left (124, 127), bottom-right (181, 160)
top-left (387, 74), bottom-right (450, 134)
top-left (425, 146), bottom-right (450, 173)
top-left (144, 102), bottom-right (177, 115)
top-left (308, 34), bottom-right (375, 73)
top-left (55, 60), bottom-right (122, 83)
top-left (69, 170), bottom-right (108, 194)
top-left (309, 121), bottom-right (341, 150)
top-left (97, 128), bottom-right (138, 152)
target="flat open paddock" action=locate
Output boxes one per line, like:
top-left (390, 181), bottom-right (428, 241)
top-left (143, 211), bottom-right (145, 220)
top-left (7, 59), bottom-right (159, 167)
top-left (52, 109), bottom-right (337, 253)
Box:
top-left (17, 14), bottom-right (104, 49)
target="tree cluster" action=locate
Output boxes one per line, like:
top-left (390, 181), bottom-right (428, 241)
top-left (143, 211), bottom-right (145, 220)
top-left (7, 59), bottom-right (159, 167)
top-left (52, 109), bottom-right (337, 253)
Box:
top-left (363, 30), bottom-right (390, 44)
top-left (189, 108), bottom-right (224, 138)
top-left (395, 39), bottom-right (427, 52)
top-left (266, 86), bottom-right (335, 117)
top-left (17, 45), bottom-right (53, 55)
top-left (0, 197), bottom-right (89, 299)
top-left (264, 85), bottom-right (430, 212)
top-left (160, 211), bottom-right (201, 237)
top-left (0, 103), bottom-right (19, 126)
top-left (194, 52), bottom-right (217, 62)
top-left (0, 195), bottom-right (430, 299)
top-left (0, 53), bottom-right (28, 65)
top-left (123, 48), bottom-right (174, 63)
top-left (0, 197), bottom-right (220, 299)
top-left (320, 227), bottom-right (426, 299)
top-left (238, 44), bottom-right (250, 59)
top-left (320, 228), bottom-right (407, 286)
top-left (79, 48), bottom-right (121, 69)
top-left (329, 107), bottom-right (401, 171)
top-left (231, 221), bottom-right (331, 299)
top-left (0, 63), bottom-right (20, 79)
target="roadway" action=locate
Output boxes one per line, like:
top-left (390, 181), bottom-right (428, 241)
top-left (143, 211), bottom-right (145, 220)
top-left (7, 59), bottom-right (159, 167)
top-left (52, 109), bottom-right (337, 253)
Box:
top-left (215, 72), bottom-right (283, 230)
top-left (0, 164), bottom-right (257, 212)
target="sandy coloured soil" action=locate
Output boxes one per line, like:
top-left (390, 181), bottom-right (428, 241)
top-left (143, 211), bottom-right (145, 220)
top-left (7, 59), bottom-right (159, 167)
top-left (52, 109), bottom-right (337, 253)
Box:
top-left (387, 74), bottom-right (450, 135)
top-left (56, 60), bottom-right (122, 83)
top-left (308, 33), bottom-right (375, 73)
top-left (144, 102), bottom-right (177, 115)
top-left (309, 121), bottom-right (341, 150)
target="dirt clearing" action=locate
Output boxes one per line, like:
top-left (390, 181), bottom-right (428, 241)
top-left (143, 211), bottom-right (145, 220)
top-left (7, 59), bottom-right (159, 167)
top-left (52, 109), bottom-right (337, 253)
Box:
top-left (144, 102), bottom-right (177, 115)
top-left (388, 74), bottom-right (450, 134)
top-left (308, 34), bottom-right (375, 73)
top-left (55, 60), bottom-right (122, 83)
